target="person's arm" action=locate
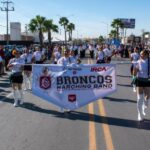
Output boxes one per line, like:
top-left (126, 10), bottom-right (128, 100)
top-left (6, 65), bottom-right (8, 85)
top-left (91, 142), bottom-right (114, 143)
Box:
top-left (0, 56), bottom-right (2, 63)
top-left (130, 53), bottom-right (133, 61)
top-left (7, 59), bottom-right (14, 68)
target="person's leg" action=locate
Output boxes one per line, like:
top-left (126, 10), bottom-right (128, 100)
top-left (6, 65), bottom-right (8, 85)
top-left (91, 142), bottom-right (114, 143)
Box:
top-left (137, 87), bottom-right (144, 121)
top-left (27, 71), bottom-right (32, 90)
top-left (18, 74), bottom-right (24, 105)
top-left (18, 83), bottom-right (24, 105)
top-left (132, 75), bottom-right (136, 92)
top-left (0, 63), bottom-right (2, 75)
top-left (24, 71), bottom-right (29, 90)
top-left (143, 87), bottom-right (150, 108)
top-left (12, 83), bottom-right (18, 107)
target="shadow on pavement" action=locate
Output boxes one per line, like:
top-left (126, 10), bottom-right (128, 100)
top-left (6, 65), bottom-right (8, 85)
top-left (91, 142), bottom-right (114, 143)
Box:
top-left (117, 75), bottom-right (131, 78)
top-left (21, 102), bottom-right (150, 130)
top-left (1, 98), bottom-right (149, 130)
top-left (0, 79), bottom-right (10, 82)
top-left (0, 88), bottom-right (10, 93)
top-left (117, 83), bottom-right (132, 87)
top-left (1, 97), bottom-right (13, 104)
top-left (0, 82), bottom-right (11, 88)
top-left (104, 97), bottom-right (136, 104)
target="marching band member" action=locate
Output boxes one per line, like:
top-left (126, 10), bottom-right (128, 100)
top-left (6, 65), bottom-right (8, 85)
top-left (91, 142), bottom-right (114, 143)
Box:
top-left (96, 47), bottom-right (106, 64)
top-left (52, 48), bottom-right (61, 64)
top-left (130, 47), bottom-right (140, 92)
top-left (7, 50), bottom-right (25, 107)
top-left (133, 50), bottom-right (150, 121)
top-left (57, 49), bottom-right (71, 66)
top-left (103, 44), bottom-right (113, 63)
top-left (57, 49), bottom-right (72, 113)
top-left (69, 50), bottom-right (81, 64)
top-left (21, 48), bottom-right (33, 90)
top-left (32, 47), bottom-right (43, 64)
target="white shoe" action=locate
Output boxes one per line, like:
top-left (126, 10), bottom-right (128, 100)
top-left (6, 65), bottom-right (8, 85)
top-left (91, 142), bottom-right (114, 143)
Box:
top-left (133, 88), bottom-right (136, 92)
top-left (60, 107), bottom-right (64, 113)
top-left (66, 109), bottom-right (71, 113)
top-left (142, 105), bottom-right (146, 116)
top-left (14, 103), bottom-right (18, 107)
top-left (24, 88), bottom-right (27, 91)
top-left (19, 100), bottom-right (24, 105)
top-left (138, 114), bottom-right (143, 121)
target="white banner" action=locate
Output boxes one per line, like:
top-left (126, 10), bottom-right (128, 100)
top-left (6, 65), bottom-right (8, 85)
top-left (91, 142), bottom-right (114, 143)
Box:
top-left (32, 64), bottom-right (116, 110)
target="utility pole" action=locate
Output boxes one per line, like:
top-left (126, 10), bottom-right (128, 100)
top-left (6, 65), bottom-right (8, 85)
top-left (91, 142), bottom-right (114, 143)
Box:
top-left (25, 24), bottom-right (28, 41)
top-left (0, 0), bottom-right (14, 45)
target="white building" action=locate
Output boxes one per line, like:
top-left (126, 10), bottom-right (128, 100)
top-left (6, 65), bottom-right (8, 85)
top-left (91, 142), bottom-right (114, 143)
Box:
top-left (10, 22), bottom-right (21, 40)
top-left (32, 32), bottom-right (40, 43)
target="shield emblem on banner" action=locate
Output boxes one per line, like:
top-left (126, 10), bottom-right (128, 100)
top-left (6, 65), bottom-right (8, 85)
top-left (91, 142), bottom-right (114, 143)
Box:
top-left (40, 76), bottom-right (51, 89)
top-left (68, 94), bottom-right (76, 102)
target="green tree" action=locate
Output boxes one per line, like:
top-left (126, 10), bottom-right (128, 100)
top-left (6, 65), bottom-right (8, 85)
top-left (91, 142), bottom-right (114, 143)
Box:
top-left (109, 30), bottom-right (117, 38)
top-left (59, 17), bottom-right (69, 44)
top-left (44, 19), bottom-right (58, 47)
top-left (111, 19), bottom-right (124, 39)
top-left (98, 35), bottom-right (104, 43)
top-left (67, 23), bottom-right (75, 41)
top-left (28, 15), bottom-right (46, 46)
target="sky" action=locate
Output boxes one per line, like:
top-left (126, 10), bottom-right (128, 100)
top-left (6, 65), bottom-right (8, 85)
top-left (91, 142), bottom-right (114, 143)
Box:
top-left (0, 0), bottom-right (150, 40)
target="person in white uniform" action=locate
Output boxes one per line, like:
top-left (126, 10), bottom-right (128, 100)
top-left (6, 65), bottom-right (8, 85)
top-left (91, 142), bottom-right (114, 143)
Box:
top-left (103, 44), bottom-right (112, 63)
top-left (96, 47), bottom-right (106, 64)
top-left (7, 50), bottom-right (25, 107)
top-left (32, 47), bottom-right (43, 64)
top-left (133, 50), bottom-right (150, 121)
top-left (130, 47), bottom-right (140, 92)
top-left (57, 49), bottom-right (70, 66)
top-left (69, 50), bottom-right (81, 64)
top-left (21, 48), bottom-right (33, 90)
top-left (57, 49), bottom-right (72, 113)
top-left (52, 48), bottom-right (61, 64)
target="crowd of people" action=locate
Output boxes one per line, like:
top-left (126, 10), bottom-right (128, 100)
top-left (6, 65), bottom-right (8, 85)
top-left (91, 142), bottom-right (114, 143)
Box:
top-left (0, 42), bottom-right (150, 121)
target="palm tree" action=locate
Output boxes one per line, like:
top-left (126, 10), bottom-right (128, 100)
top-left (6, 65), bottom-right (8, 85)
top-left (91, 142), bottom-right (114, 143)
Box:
top-left (111, 19), bottom-right (124, 39)
top-left (59, 17), bottom-right (69, 44)
top-left (44, 19), bottom-right (58, 47)
top-left (98, 35), bottom-right (104, 43)
top-left (67, 23), bottom-right (75, 41)
top-left (28, 15), bottom-right (46, 46)
top-left (109, 30), bottom-right (117, 38)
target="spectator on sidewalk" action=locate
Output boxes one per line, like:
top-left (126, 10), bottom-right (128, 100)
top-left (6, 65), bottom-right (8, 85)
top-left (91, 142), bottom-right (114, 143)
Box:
top-left (0, 46), bottom-right (5, 75)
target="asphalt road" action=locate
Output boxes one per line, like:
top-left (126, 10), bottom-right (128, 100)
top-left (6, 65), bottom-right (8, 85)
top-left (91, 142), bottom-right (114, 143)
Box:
top-left (0, 58), bottom-right (150, 150)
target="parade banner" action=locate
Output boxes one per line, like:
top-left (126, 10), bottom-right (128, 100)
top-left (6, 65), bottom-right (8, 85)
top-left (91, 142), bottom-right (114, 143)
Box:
top-left (32, 64), bottom-right (116, 110)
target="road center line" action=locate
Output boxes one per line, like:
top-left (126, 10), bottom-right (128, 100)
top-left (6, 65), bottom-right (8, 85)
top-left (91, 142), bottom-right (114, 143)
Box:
top-left (89, 58), bottom-right (114, 150)
top-left (98, 100), bottom-right (115, 150)
top-left (88, 103), bottom-right (97, 150)
top-left (88, 58), bottom-right (97, 150)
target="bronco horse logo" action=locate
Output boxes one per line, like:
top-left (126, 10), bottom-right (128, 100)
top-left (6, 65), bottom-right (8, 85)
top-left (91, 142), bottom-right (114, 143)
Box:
top-left (40, 76), bottom-right (51, 89)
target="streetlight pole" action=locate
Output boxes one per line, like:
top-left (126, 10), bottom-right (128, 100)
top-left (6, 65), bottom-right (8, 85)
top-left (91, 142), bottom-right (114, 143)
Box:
top-left (100, 21), bottom-right (109, 38)
top-left (25, 24), bottom-right (28, 41)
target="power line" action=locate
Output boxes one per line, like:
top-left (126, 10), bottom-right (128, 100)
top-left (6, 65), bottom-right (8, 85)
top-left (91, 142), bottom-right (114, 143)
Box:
top-left (0, 0), bottom-right (14, 45)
